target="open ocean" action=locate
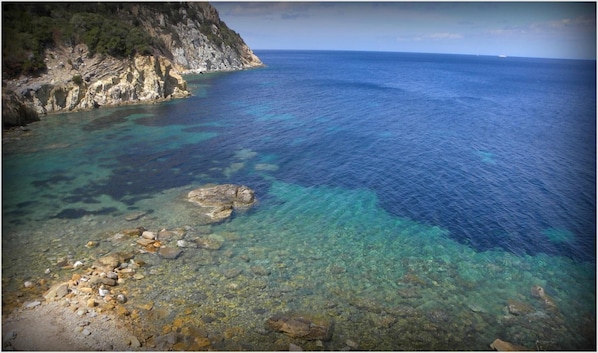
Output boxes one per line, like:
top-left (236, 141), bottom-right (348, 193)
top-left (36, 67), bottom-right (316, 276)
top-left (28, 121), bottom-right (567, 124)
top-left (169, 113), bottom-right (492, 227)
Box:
top-left (3, 51), bottom-right (596, 350)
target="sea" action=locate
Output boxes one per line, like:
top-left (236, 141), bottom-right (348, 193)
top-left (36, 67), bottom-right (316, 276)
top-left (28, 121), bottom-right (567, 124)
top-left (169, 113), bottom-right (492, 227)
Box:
top-left (2, 50), bottom-right (596, 350)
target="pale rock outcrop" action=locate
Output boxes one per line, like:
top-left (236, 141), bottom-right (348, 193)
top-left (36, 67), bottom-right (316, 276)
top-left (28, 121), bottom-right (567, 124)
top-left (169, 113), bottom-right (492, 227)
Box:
top-left (133, 3), bottom-right (263, 73)
top-left (187, 184), bottom-right (256, 222)
top-left (2, 2), bottom-right (262, 120)
top-left (5, 45), bottom-right (189, 116)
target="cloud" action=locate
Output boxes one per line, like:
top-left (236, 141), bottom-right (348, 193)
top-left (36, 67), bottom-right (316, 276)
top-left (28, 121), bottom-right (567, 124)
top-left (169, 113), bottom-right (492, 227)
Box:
top-left (396, 32), bottom-right (463, 41)
top-left (428, 32), bottom-right (463, 40)
top-left (490, 15), bottom-right (595, 36)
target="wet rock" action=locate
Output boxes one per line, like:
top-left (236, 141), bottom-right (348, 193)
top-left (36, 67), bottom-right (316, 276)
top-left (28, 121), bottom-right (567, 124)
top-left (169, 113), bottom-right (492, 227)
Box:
top-left (159, 247), bottom-right (182, 259)
top-left (2, 89), bottom-right (39, 127)
top-left (94, 253), bottom-right (130, 271)
top-left (507, 299), bottom-right (533, 316)
top-left (122, 228), bottom-right (143, 237)
top-left (187, 184), bottom-right (256, 222)
top-left (176, 240), bottom-right (192, 248)
top-left (43, 282), bottom-right (69, 301)
top-left (345, 339), bottom-right (359, 349)
top-left (265, 314), bottom-right (334, 341)
top-left (531, 285), bottom-right (557, 309)
top-left (136, 238), bottom-right (155, 247)
top-left (223, 268), bottom-right (243, 279)
top-left (88, 277), bottom-right (117, 286)
top-left (142, 231), bottom-right (156, 240)
top-left (251, 265), bottom-right (271, 276)
top-left (125, 212), bottom-right (146, 221)
top-left (490, 338), bottom-right (532, 351)
top-left (23, 301), bottom-right (41, 309)
top-left (196, 234), bottom-right (225, 250)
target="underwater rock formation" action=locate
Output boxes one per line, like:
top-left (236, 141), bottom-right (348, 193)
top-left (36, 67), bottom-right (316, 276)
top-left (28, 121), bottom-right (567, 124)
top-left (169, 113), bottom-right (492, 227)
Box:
top-left (187, 184), bottom-right (256, 222)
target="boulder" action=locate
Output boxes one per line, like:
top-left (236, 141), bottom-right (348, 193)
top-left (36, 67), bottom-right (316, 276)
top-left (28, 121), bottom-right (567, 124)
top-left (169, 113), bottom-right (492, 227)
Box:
top-left (187, 184), bottom-right (256, 222)
top-left (490, 338), bottom-right (532, 351)
top-left (2, 90), bottom-right (40, 128)
top-left (265, 314), bottom-right (333, 341)
top-left (158, 247), bottom-right (182, 260)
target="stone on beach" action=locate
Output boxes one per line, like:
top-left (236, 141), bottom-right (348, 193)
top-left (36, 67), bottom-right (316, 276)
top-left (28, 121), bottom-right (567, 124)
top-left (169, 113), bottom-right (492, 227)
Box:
top-left (43, 282), bottom-right (69, 301)
top-left (187, 184), bottom-right (256, 222)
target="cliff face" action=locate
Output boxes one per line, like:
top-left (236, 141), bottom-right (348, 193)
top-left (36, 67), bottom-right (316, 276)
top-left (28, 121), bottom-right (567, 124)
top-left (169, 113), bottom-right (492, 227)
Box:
top-left (2, 2), bottom-right (263, 124)
top-left (134, 3), bottom-right (262, 72)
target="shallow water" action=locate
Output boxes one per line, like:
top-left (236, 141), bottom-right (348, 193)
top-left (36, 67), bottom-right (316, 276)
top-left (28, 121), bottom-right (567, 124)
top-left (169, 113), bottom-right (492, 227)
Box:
top-left (2, 51), bottom-right (595, 350)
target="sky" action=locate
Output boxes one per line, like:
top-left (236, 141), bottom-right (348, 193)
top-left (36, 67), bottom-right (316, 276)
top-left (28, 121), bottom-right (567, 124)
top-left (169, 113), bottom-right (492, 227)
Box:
top-left (212, 2), bottom-right (597, 59)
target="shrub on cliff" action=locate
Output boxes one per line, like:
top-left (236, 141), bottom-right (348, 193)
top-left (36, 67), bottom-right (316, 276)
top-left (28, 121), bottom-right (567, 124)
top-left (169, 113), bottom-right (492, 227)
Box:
top-left (2, 3), bottom-right (154, 79)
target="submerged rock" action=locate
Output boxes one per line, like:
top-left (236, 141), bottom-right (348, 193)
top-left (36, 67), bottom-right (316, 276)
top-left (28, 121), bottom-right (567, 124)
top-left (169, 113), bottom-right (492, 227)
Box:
top-left (158, 247), bottom-right (182, 260)
top-left (490, 338), bottom-right (532, 351)
top-left (531, 285), bottom-right (557, 309)
top-left (187, 184), bottom-right (256, 222)
top-left (265, 314), bottom-right (333, 341)
top-left (507, 299), bottom-right (533, 316)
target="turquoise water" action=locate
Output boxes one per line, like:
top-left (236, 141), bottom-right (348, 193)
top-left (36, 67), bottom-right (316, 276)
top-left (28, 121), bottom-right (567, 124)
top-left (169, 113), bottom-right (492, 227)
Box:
top-left (2, 52), bottom-right (595, 350)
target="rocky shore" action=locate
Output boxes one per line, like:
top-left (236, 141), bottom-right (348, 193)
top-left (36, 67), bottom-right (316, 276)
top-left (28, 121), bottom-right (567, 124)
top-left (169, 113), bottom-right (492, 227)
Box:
top-left (3, 182), bottom-right (576, 351)
top-left (4, 44), bottom-right (190, 119)
top-left (2, 2), bottom-right (263, 127)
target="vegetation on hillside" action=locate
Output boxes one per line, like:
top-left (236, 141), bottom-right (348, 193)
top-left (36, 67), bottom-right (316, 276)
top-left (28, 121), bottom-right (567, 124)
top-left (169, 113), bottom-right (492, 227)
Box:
top-left (2, 2), bottom-right (243, 79)
top-left (2, 3), bottom-right (154, 78)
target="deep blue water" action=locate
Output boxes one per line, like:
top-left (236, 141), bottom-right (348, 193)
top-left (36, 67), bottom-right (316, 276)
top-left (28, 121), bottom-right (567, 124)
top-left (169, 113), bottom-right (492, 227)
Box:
top-left (4, 51), bottom-right (596, 262)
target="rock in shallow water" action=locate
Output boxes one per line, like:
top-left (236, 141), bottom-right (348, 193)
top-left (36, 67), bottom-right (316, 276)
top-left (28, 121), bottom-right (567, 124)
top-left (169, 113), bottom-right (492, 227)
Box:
top-left (159, 247), bottom-right (182, 259)
top-left (187, 184), bottom-right (256, 222)
top-left (265, 314), bottom-right (333, 341)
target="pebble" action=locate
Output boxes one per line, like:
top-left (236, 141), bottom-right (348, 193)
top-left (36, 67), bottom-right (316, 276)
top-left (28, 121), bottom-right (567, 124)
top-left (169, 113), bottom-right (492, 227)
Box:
top-left (136, 238), bottom-right (155, 246)
top-left (346, 339), bottom-right (359, 349)
top-left (23, 281), bottom-right (34, 288)
top-left (99, 286), bottom-right (110, 297)
top-left (85, 241), bottom-right (96, 248)
top-left (117, 294), bottom-right (127, 303)
top-left (142, 231), bottom-right (156, 240)
top-left (73, 261), bottom-right (84, 269)
top-left (77, 309), bottom-right (87, 316)
top-left (82, 328), bottom-right (91, 336)
top-left (128, 336), bottom-right (141, 348)
top-left (23, 301), bottom-right (41, 309)
top-left (133, 274), bottom-right (145, 280)
top-left (289, 343), bottom-right (303, 351)
top-left (87, 298), bottom-right (96, 308)
top-left (106, 271), bottom-right (118, 280)
top-left (44, 268), bottom-right (51, 274)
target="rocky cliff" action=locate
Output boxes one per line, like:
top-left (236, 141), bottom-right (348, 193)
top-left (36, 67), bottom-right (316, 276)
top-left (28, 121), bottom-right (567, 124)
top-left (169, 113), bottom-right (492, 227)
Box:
top-left (2, 3), bottom-right (263, 126)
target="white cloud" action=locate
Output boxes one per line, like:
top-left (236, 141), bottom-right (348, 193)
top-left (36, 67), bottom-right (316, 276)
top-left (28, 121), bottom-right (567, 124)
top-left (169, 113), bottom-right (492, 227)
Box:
top-left (396, 32), bottom-right (463, 42)
top-left (428, 32), bottom-right (463, 40)
top-left (490, 15), bottom-right (595, 36)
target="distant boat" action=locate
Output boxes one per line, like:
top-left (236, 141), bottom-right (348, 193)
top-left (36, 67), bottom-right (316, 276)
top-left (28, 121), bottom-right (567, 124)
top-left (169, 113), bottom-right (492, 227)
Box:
top-left (498, 54), bottom-right (507, 58)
